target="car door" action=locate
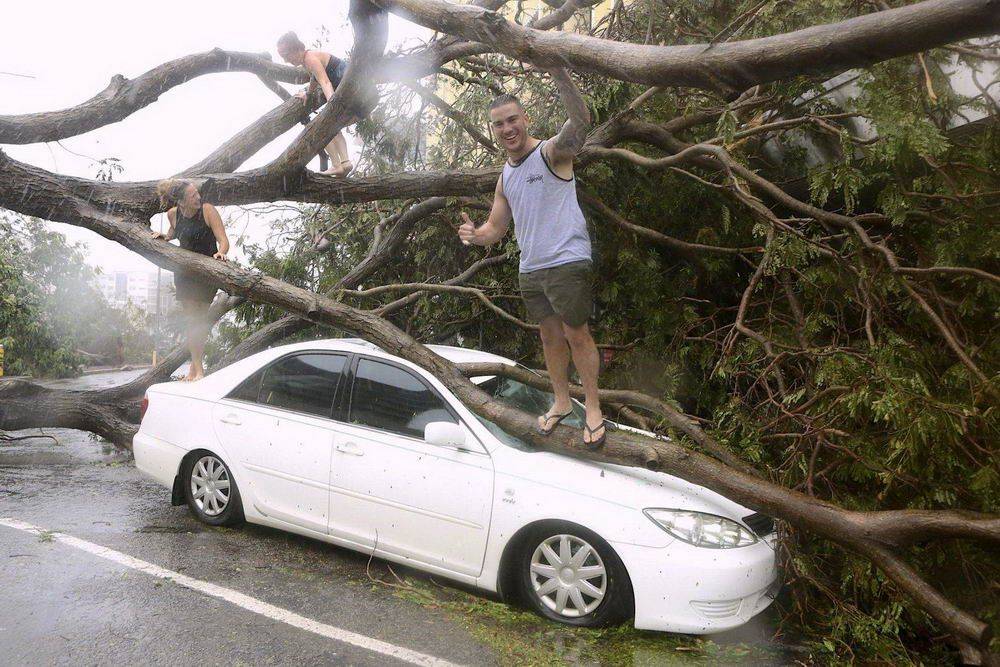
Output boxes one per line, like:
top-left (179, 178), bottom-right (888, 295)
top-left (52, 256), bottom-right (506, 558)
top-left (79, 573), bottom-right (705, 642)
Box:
top-left (213, 352), bottom-right (347, 535)
top-left (326, 355), bottom-right (494, 577)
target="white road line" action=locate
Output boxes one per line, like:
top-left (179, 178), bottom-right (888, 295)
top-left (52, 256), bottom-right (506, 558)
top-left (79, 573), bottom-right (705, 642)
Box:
top-left (0, 518), bottom-right (464, 667)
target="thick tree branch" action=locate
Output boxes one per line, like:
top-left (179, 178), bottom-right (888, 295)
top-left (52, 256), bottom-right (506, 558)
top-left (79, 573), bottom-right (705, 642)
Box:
top-left (0, 50), bottom-right (307, 144)
top-left (0, 379), bottom-right (138, 448)
top-left (456, 361), bottom-right (755, 472)
top-left (0, 151), bottom-right (499, 218)
top-left (371, 0), bottom-right (1000, 95)
top-left (178, 95), bottom-right (313, 176)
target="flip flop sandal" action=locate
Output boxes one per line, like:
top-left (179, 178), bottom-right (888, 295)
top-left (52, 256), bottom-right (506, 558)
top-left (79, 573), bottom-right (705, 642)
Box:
top-left (583, 420), bottom-right (615, 451)
top-left (536, 410), bottom-right (574, 436)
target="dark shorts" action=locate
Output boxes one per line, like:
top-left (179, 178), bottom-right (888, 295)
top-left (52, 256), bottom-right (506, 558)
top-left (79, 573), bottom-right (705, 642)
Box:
top-left (174, 273), bottom-right (218, 304)
top-left (518, 260), bottom-right (593, 327)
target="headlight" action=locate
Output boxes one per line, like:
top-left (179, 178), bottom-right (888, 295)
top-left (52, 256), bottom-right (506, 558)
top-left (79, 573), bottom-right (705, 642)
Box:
top-left (643, 509), bottom-right (758, 549)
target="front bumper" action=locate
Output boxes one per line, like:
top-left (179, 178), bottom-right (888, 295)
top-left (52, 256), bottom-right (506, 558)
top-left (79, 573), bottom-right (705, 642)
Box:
top-left (612, 535), bottom-right (779, 634)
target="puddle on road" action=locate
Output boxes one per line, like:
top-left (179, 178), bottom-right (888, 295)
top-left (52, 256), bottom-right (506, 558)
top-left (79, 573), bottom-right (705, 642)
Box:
top-left (0, 431), bottom-right (130, 467)
top-left (1, 451), bottom-right (86, 466)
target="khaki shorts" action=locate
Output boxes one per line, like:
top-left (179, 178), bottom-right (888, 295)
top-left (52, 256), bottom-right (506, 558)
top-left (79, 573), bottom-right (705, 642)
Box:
top-left (518, 260), bottom-right (593, 327)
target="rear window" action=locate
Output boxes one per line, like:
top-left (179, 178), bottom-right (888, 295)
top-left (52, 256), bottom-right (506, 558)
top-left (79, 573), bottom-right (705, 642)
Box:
top-left (260, 354), bottom-right (347, 418)
top-left (228, 370), bottom-right (263, 403)
top-left (227, 353), bottom-right (347, 419)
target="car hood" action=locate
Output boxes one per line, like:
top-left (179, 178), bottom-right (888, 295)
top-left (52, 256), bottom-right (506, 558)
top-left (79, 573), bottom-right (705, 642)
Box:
top-left (496, 444), bottom-right (757, 523)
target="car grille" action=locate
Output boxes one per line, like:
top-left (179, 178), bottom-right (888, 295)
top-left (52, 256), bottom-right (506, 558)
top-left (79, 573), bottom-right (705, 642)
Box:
top-left (742, 512), bottom-right (775, 537)
top-left (690, 599), bottom-right (742, 619)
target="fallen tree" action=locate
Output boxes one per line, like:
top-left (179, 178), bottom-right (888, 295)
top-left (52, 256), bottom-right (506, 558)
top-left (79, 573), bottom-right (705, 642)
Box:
top-left (1, 0), bottom-right (997, 662)
top-left (2, 144), bottom-right (997, 660)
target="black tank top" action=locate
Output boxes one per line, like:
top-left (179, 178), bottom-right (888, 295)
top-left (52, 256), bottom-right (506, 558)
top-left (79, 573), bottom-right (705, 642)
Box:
top-left (174, 206), bottom-right (217, 257)
top-left (321, 52), bottom-right (343, 88)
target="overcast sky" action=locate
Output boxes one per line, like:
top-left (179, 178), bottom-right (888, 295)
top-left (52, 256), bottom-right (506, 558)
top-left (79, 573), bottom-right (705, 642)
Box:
top-left (1, 1), bottom-right (431, 273)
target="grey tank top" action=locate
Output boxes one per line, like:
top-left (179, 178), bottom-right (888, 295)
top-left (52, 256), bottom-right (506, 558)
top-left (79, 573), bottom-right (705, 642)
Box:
top-left (502, 140), bottom-right (592, 273)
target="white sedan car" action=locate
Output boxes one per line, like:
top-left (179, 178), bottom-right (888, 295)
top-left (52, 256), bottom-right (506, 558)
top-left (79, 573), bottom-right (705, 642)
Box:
top-left (134, 338), bottom-right (779, 633)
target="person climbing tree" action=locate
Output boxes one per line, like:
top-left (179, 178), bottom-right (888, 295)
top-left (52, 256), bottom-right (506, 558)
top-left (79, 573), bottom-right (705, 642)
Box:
top-left (457, 70), bottom-right (609, 449)
top-left (277, 31), bottom-right (354, 177)
top-left (152, 179), bottom-right (230, 382)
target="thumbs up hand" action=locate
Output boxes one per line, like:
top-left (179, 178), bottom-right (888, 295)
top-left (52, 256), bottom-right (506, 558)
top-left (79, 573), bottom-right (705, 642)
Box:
top-left (458, 212), bottom-right (478, 247)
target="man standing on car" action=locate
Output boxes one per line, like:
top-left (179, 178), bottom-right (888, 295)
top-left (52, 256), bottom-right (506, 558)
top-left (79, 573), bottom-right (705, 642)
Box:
top-left (457, 70), bottom-right (608, 450)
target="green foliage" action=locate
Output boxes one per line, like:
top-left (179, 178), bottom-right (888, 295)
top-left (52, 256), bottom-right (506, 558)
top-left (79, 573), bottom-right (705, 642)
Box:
top-left (0, 213), bottom-right (153, 377)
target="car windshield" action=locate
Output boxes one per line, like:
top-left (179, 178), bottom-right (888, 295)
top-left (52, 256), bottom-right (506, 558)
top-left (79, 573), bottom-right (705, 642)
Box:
top-left (474, 373), bottom-right (585, 451)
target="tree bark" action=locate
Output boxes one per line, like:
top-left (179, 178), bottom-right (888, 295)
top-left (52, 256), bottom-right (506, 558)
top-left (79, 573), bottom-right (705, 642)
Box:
top-left (0, 151), bottom-right (499, 219)
top-left (372, 0), bottom-right (1000, 95)
top-left (0, 50), bottom-right (307, 144)
top-left (0, 378), bottom-right (139, 448)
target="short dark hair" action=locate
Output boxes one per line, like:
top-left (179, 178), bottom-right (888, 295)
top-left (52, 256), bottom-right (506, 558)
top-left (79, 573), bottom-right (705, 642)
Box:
top-left (489, 93), bottom-right (523, 112)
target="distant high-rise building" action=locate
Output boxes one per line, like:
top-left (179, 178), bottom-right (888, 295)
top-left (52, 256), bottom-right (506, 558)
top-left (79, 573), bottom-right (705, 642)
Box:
top-left (97, 270), bottom-right (174, 315)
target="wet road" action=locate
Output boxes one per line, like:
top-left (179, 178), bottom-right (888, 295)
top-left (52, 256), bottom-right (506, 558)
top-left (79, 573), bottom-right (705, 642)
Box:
top-left (0, 371), bottom-right (494, 666)
top-left (0, 370), bottom-right (789, 666)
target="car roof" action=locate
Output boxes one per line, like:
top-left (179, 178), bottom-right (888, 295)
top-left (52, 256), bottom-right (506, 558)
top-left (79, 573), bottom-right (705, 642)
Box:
top-left (151, 337), bottom-right (517, 402)
top-left (268, 337), bottom-right (517, 368)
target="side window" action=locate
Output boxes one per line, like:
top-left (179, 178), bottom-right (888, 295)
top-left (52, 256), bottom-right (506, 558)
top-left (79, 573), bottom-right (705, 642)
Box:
top-left (349, 359), bottom-right (456, 439)
top-left (257, 354), bottom-right (347, 418)
top-left (228, 369), bottom-right (263, 403)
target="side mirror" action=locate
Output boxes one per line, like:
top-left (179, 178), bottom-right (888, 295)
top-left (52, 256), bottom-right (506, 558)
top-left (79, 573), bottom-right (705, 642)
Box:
top-left (424, 421), bottom-right (470, 449)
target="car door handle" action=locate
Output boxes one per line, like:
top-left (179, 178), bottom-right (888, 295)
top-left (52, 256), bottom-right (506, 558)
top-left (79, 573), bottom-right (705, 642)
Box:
top-left (335, 443), bottom-right (364, 456)
top-left (219, 414), bottom-right (242, 426)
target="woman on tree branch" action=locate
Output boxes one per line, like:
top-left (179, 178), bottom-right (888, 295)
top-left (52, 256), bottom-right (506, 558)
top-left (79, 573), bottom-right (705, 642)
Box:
top-left (152, 179), bottom-right (229, 382)
top-left (277, 31), bottom-right (354, 177)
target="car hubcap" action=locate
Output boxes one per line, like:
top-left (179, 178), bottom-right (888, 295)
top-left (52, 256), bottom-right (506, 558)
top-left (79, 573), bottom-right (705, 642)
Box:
top-left (191, 456), bottom-right (230, 517)
top-left (530, 534), bottom-right (607, 617)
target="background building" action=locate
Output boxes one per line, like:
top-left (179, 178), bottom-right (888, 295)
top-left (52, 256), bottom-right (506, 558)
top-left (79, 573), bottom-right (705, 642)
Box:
top-left (97, 269), bottom-right (174, 315)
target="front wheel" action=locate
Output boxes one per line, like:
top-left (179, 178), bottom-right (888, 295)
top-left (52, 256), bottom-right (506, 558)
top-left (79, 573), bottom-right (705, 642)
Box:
top-left (182, 452), bottom-right (244, 526)
top-left (517, 523), bottom-right (633, 627)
